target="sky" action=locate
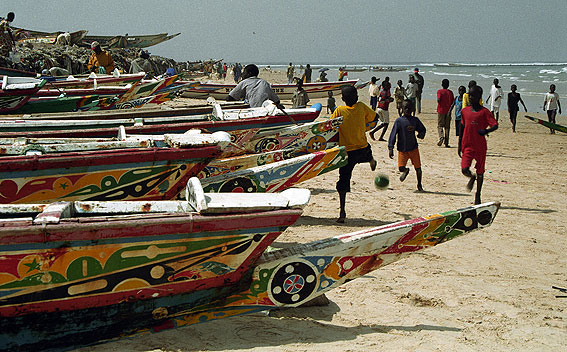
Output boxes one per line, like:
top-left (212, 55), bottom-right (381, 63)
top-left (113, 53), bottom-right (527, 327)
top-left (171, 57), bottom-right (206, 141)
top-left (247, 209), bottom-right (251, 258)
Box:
top-left (5, 0), bottom-right (567, 64)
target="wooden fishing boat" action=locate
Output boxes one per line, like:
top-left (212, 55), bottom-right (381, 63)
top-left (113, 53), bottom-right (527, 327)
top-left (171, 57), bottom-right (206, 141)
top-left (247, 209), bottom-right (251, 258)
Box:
top-left (0, 177), bottom-right (310, 351)
top-left (0, 76), bottom-right (47, 113)
top-left (44, 72), bottom-right (146, 89)
top-left (201, 146), bottom-right (347, 193)
top-left (0, 102), bottom-right (323, 138)
top-left (16, 29), bottom-right (88, 45)
top-left (180, 79), bottom-right (369, 100)
top-left (0, 200), bottom-right (499, 350)
top-left (0, 131), bottom-right (231, 204)
top-left (525, 115), bottom-right (567, 133)
top-left (82, 32), bottom-right (180, 48)
top-left (370, 66), bottom-right (407, 72)
top-left (0, 66), bottom-right (38, 78)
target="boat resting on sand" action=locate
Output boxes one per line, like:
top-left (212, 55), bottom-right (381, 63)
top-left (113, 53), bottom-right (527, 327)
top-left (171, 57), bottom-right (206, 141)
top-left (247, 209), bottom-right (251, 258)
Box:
top-left (0, 177), bottom-right (310, 351)
top-left (82, 32), bottom-right (180, 49)
top-left (180, 79), bottom-right (369, 100)
top-left (0, 102), bottom-right (323, 139)
top-left (0, 198), bottom-right (499, 350)
top-left (0, 76), bottom-right (47, 113)
top-left (524, 115), bottom-right (567, 133)
top-left (0, 130), bottom-right (231, 204)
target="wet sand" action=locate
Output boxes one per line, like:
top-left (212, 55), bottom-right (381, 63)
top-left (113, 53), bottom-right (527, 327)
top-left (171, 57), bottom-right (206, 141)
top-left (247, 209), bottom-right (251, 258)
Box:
top-left (80, 69), bottom-right (567, 352)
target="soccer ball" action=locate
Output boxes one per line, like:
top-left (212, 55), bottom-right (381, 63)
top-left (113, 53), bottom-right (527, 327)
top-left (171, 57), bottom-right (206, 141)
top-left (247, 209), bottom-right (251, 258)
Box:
top-left (374, 174), bottom-right (389, 190)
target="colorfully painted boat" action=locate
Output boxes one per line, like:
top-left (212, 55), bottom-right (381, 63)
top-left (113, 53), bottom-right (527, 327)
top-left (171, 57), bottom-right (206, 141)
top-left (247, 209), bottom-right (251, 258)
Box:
top-left (0, 131), bottom-right (231, 204)
top-left (0, 200), bottom-right (499, 350)
top-left (16, 29), bottom-right (88, 45)
top-left (45, 72), bottom-right (146, 89)
top-left (180, 79), bottom-right (369, 100)
top-left (0, 102), bottom-right (323, 138)
top-left (0, 66), bottom-right (38, 78)
top-left (0, 178), bottom-right (310, 351)
top-left (0, 76), bottom-right (47, 113)
top-left (524, 115), bottom-right (567, 133)
top-left (201, 146), bottom-right (347, 193)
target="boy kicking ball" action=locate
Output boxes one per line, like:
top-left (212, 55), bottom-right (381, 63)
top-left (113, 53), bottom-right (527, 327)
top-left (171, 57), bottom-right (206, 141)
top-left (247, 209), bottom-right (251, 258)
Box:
top-left (388, 100), bottom-right (427, 191)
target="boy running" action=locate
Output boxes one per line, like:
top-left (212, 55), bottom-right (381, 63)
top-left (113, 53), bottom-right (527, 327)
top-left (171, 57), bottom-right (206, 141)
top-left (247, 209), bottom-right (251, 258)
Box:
top-left (459, 85), bottom-right (498, 204)
top-left (332, 86), bottom-right (378, 223)
top-left (388, 100), bottom-right (427, 191)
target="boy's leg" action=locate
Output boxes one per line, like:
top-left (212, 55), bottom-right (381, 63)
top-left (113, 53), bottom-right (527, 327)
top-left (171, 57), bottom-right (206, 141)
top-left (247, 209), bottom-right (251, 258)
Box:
top-left (444, 114), bottom-right (451, 147)
top-left (369, 124), bottom-right (384, 140)
top-left (398, 150), bottom-right (410, 181)
top-left (437, 113), bottom-right (445, 146)
top-left (462, 167), bottom-right (476, 191)
top-left (415, 167), bottom-right (423, 191)
top-left (547, 110), bottom-right (556, 134)
top-left (336, 160), bottom-right (355, 223)
top-left (378, 123), bottom-right (389, 141)
top-left (338, 191), bottom-right (347, 223)
top-left (475, 174), bottom-right (484, 204)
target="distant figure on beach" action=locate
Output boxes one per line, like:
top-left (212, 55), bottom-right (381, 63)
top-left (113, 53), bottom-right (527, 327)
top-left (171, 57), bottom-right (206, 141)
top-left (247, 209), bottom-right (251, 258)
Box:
top-left (332, 85), bottom-right (377, 223)
top-left (507, 84), bottom-right (527, 133)
top-left (303, 64), bottom-right (312, 83)
top-left (318, 70), bottom-right (328, 82)
top-left (463, 80), bottom-right (483, 107)
top-left (0, 12), bottom-right (15, 57)
top-left (287, 63), bottom-right (295, 84)
top-left (405, 75), bottom-right (418, 116)
top-left (88, 41), bottom-right (115, 74)
top-left (486, 78), bottom-right (503, 121)
top-left (369, 79), bottom-right (394, 142)
top-left (388, 100), bottom-right (426, 192)
top-left (436, 79), bottom-right (455, 147)
top-left (233, 62), bottom-right (242, 82)
top-left (129, 50), bottom-right (155, 78)
top-left (459, 85), bottom-right (498, 204)
top-left (543, 84), bottom-right (561, 134)
top-left (226, 64), bottom-right (280, 108)
top-left (327, 91), bottom-right (336, 114)
top-left (454, 85), bottom-right (466, 137)
top-left (291, 79), bottom-right (309, 108)
top-left (413, 68), bottom-right (425, 113)
top-left (338, 67), bottom-right (348, 81)
top-left (394, 79), bottom-right (405, 116)
top-left (368, 76), bottom-right (380, 110)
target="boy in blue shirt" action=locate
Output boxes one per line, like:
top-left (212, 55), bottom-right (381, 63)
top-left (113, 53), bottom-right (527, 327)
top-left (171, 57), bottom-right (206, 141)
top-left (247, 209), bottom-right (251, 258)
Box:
top-left (388, 100), bottom-right (427, 191)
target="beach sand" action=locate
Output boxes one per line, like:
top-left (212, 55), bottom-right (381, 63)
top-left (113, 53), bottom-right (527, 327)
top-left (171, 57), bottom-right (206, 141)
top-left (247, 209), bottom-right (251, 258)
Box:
top-left (80, 70), bottom-right (566, 351)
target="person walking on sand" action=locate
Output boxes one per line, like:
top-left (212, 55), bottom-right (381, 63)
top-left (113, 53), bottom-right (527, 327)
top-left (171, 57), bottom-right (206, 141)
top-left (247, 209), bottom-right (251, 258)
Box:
top-left (405, 75), bottom-right (418, 116)
top-left (286, 62), bottom-right (295, 84)
top-left (486, 78), bottom-right (503, 121)
top-left (459, 85), bottom-right (498, 205)
top-left (413, 68), bottom-right (425, 113)
top-left (226, 64), bottom-right (280, 108)
top-left (507, 84), bottom-right (527, 133)
top-left (0, 12), bottom-right (15, 57)
top-left (88, 41), bottom-right (115, 74)
top-left (388, 100), bottom-right (427, 192)
top-left (394, 79), bottom-right (405, 116)
top-left (370, 80), bottom-right (394, 142)
top-left (327, 91), bottom-right (336, 114)
top-left (368, 76), bottom-right (380, 111)
top-left (454, 85), bottom-right (466, 137)
top-left (331, 85), bottom-right (378, 223)
top-left (543, 84), bottom-right (562, 134)
top-left (436, 79), bottom-right (455, 147)
top-left (302, 64), bottom-right (312, 83)
top-left (291, 79), bottom-right (309, 108)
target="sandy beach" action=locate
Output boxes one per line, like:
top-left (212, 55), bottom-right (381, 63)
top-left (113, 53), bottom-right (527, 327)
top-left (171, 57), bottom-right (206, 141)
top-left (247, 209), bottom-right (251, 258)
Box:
top-left (80, 70), bottom-right (566, 352)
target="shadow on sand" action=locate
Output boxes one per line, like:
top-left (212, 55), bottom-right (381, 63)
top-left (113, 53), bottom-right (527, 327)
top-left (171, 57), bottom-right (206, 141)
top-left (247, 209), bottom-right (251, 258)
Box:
top-left (294, 215), bottom-right (389, 228)
top-left (500, 205), bottom-right (556, 214)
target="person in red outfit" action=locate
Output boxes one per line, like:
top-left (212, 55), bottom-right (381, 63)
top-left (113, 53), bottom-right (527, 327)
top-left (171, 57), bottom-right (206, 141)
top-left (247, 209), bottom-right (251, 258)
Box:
top-left (436, 79), bottom-right (455, 147)
top-left (458, 85), bottom-right (498, 204)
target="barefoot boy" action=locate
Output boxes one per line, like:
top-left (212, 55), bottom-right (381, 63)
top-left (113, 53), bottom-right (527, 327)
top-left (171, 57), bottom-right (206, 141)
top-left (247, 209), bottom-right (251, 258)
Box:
top-left (388, 100), bottom-right (426, 191)
top-left (458, 85), bottom-right (498, 204)
top-left (332, 85), bottom-right (378, 223)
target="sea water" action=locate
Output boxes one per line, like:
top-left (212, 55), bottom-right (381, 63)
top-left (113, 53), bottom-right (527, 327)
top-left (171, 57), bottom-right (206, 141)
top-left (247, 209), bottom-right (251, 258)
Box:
top-left (261, 62), bottom-right (567, 113)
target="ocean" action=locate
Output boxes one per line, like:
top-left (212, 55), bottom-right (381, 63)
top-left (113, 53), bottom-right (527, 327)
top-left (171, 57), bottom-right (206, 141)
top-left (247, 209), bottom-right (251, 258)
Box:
top-left (259, 63), bottom-right (567, 112)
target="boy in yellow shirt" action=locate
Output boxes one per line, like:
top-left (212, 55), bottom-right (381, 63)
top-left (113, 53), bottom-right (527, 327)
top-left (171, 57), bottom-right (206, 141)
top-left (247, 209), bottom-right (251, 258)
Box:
top-left (331, 85), bottom-right (377, 223)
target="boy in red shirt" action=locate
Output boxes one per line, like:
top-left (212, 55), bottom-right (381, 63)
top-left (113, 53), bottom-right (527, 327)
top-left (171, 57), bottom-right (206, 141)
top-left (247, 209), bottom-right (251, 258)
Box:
top-left (436, 79), bottom-right (454, 147)
top-left (458, 85), bottom-right (498, 204)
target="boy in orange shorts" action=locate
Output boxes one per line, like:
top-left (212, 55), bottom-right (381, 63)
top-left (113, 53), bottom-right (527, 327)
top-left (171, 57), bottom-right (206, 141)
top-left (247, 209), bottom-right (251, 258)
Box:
top-left (388, 100), bottom-right (426, 191)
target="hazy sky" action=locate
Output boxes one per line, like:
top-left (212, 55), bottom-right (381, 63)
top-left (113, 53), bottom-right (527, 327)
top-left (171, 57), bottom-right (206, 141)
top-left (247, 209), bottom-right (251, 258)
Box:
top-left (5, 0), bottom-right (567, 63)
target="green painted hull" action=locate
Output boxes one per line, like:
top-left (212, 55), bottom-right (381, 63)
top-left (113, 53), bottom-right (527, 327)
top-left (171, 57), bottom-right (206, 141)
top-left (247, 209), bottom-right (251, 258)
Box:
top-left (525, 115), bottom-right (567, 133)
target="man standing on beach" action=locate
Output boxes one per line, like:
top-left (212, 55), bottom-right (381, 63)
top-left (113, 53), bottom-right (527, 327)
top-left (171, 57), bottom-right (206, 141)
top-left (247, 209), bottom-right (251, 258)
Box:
top-left (303, 64), bottom-right (312, 83)
top-left (226, 64), bottom-right (280, 108)
top-left (459, 85), bottom-right (498, 205)
top-left (436, 79), bottom-right (454, 147)
top-left (405, 75), bottom-right (418, 116)
top-left (543, 84), bottom-right (561, 134)
top-left (287, 62), bottom-right (295, 84)
top-left (413, 68), bottom-right (425, 113)
top-left (486, 78), bottom-right (503, 121)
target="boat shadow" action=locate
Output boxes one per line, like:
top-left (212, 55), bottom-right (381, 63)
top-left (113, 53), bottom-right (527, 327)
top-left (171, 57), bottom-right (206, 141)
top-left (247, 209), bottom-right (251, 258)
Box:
top-left (500, 205), bottom-right (556, 214)
top-left (309, 187), bottom-right (338, 195)
top-left (413, 190), bottom-right (470, 197)
top-left (171, 310), bottom-right (462, 351)
top-left (294, 215), bottom-right (390, 228)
